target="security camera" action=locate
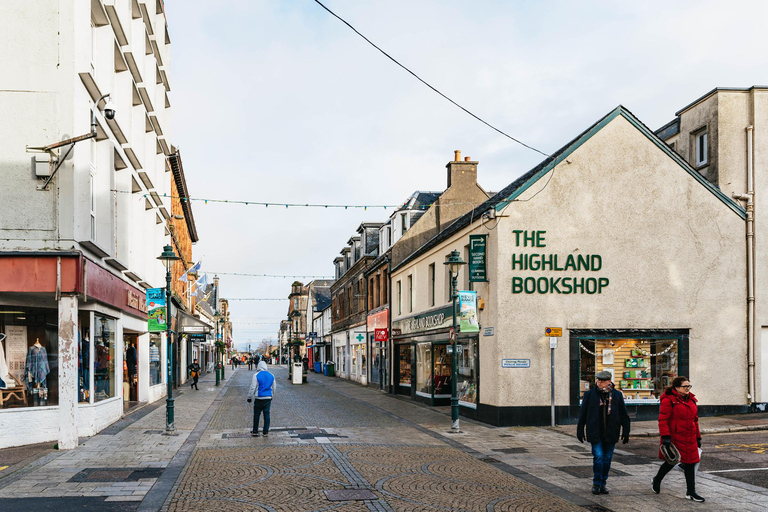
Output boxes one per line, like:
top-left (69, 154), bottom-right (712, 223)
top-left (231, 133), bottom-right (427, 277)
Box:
top-left (103, 99), bottom-right (116, 120)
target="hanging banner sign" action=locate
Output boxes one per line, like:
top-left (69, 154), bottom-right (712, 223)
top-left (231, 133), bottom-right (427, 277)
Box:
top-left (469, 235), bottom-right (487, 282)
top-left (147, 288), bottom-right (167, 332)
top-left (374, 328), bottom-right (388, 342)
top-left (458, 291), bottom-right (479, 333)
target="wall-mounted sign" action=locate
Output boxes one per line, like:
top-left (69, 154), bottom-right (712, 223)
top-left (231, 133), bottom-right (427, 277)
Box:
top-left (483, 327), bottom-right (494, 336)
top-left (392, 305), bottom-right (453, 336)
top-left (469, 235), bottom-right (487, 282)
top-left (147, 288), bottom-right (166, 332)
top-left (127, 289), bottom-right (147, 313)
top-left (374, 328), bottom-right (388, 342)
top-left (545, 327), bottom-right (562, 337)
top-left (458, 291), bottom-right (479, 333)
top-left (502, 359), bottom-right (530, 368)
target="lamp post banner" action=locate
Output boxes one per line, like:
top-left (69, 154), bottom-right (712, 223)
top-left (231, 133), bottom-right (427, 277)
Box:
top-left (147, 288), bottom-right (167, 332)
top-left (458, 291), bottom-right (479, 333)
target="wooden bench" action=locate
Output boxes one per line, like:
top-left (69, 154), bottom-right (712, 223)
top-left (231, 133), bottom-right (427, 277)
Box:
top-left (0, 374), bottom-right (28, 407)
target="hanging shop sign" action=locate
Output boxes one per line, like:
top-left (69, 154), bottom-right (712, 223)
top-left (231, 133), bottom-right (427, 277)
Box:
top-left (392, 305), bottom-right (453, 336)
top-left (374, 328), bottom-right (388, 342)
top-left (511, 230), bottom-right (610, 295)
top-left (458, 291), bottom-right (479, 333)
top-left (469, 235), bottom-right (487, 282)
top-left (147, 288), bottom-right (167, 332)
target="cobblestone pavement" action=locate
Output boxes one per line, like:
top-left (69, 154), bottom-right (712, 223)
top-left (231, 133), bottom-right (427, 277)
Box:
top-left (167, 368), bottom-right (583, 512)
top-left (0, 373), bottom-right (226, 510)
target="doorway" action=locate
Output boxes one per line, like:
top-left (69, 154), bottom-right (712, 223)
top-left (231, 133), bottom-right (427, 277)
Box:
top-left (123, 333), bottom-right (139, 406)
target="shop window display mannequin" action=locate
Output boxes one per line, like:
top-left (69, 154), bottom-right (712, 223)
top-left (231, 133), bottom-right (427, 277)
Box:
top-left (26, 338), bottom-right (50, 404)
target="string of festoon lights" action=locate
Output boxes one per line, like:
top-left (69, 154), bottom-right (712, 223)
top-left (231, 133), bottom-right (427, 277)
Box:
top-left (578, 339), bottom-right (677, 358)
top-left (110, 189), bottom-right (484, 211)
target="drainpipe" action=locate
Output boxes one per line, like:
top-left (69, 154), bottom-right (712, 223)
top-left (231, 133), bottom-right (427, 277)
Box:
top-left (734, 125), bottom-right (756, 405)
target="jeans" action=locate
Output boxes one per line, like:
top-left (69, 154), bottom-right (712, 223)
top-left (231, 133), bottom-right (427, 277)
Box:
top-left (590, 441), bottom-right (616, 487)
top-left (253, 399), bottom-right (272, 434)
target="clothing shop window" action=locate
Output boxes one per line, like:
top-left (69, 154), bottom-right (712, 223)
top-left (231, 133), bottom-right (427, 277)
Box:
top-left (94, 316), bottom-right (116, 402)
top-left (416, 342), bottom-right (432, 398)
top-left (0, 308), bottom-right (59, 408)
top-left (578, 337), bottom-right (679, 405)
top-left (456, 339), bottom-right (478, 408)
top-left (78, 312), bottom-right (91, 403)
top-left (149, 334), bottom-right (162, 386)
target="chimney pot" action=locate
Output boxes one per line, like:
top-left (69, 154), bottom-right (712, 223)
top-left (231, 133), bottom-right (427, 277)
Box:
top-left (464, 156), bottom-right (470, 162)
top-left (454, 150), bottom-right (461, 162)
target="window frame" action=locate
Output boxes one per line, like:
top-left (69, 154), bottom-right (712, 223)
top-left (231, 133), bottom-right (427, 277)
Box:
top-left (693, 128), bottom-right (708, 168)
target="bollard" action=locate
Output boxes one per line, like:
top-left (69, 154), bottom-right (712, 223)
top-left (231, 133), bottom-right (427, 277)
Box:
top-left (215, 363), bottom-right (221, 386)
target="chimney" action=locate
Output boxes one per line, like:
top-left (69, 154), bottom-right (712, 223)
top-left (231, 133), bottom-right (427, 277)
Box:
top-left (446, 150), bottom-right (478, 189)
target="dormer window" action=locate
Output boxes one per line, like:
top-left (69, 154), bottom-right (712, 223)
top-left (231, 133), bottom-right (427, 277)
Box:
top-left (401, 213), bottom-right (409, 234)
top-left (693, 128), bottom-right (708, 167)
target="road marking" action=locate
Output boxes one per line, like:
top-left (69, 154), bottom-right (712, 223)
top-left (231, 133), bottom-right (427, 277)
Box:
top-left (0, 466), bottom-right (8, 472)
top-left (715, 442), bottom-right (768, 454)
top-left (704, 467), bottom-right (768, 474)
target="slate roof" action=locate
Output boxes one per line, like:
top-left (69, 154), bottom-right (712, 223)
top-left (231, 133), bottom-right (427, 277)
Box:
top-left (313, 286), bottom-right (332, 311)
top-left (393, 105), bottom-right (745, 272)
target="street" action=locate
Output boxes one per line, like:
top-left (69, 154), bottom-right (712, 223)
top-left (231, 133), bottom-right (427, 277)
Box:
top-left (1, 368), bottom-right (767, 511)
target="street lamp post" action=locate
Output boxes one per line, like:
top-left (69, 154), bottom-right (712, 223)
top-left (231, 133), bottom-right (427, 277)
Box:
top-left (157, 245), bottom-right (180, 433)
top-left (215, 313), bottom-right (221, 386)
top-left (219, 318), bottom-right (225, 380)
top-left (444, 250), bottom-right (466, 433)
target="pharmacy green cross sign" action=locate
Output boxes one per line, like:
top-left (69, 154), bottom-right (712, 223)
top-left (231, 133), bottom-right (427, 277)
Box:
top-left (356, 333), bottom-right (365, 342)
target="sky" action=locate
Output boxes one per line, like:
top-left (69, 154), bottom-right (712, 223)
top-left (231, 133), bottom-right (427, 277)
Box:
top-left (164, 0), bottom-right (768, 351)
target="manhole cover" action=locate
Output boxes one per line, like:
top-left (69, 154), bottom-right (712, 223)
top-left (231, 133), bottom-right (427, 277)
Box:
top-left (325, 489), bottom-right (378, 501)
top-left (493, 447), bottom-right (528, 454)
top-left (86, 469), bottom-right (133, 481)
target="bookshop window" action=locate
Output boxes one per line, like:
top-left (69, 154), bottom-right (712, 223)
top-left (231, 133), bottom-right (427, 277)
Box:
top-left (456, 338), bottom-right (478, 408)
top-left (432, 345), bottom-right (451, 398)
top-left (0, 308), bottom-right (59, 408)
top-left (94, 316), bottom-right (116, 402)
top-left (579, 337), bottom-right (679, 404)
top-left (415, 342), bottom-right (432, 397)
top-left (398, 344), bottom-right (412, 387)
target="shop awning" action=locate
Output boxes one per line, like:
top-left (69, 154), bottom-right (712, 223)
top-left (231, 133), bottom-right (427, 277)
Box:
top-left (178, 310), bottom-right (213, 334)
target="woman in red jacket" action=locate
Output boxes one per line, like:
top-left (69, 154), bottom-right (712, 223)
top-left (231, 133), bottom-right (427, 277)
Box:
top-left (652, 376), bottom-right (704, 502)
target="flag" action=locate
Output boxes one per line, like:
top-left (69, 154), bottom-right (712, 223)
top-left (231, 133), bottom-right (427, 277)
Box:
top-left (197, 273), bottom-right (208, 288)
top-left (188, 260), bottom-right (202, 274)
top-left (178, 272), bottom-right (188, 282)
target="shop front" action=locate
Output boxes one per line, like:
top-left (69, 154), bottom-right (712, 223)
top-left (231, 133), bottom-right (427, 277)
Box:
top-left (392, 305), bottom-right (479, 411)
top-left (0, 252), bottom-right (151, 448)
top-left (366, 308), bottom-right (388, 390)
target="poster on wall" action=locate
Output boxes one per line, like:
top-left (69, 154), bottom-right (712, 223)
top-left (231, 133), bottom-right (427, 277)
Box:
top-left (5, 325), bottom-right (27, 382)
top-left (147, 288), bottom-right (167, 332)
top-left (458, 291), bottom-right (479, 333)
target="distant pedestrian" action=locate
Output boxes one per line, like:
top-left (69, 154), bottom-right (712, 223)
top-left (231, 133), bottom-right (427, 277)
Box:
top-left (248, 357), bottom-right (253, 371)
top-left (247, 361), bottom-right (275, 437)
top-left (187, 359), bottom-right (201, 390)
top-left (577, 370), bottom-right (630, 495)
top-left (652, 376), bottom-right (704, 502)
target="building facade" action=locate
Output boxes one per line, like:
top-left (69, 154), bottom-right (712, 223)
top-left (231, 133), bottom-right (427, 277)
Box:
top-left (0, 1), bottom-right (177, 448)
top-left (390, 92), bottom-right (767, 425)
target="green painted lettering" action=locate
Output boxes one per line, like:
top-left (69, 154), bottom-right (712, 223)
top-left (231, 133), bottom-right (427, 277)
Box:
top-left (573, 278), bottom-right (585, 293)
top-left (586, 278), bottom-right (597, 294)
top-left (513, 230), bottom-right (523, 246)
top-left (512, 277), bottom-right (523, 293)
top-left (554, 254), bottom-right (563, 271)
top-left (562, 277), bottom-right (573, 293)
top-left (541, 254), bottom-right (553, 271)
top-left (565, 254), bottom-right (576, 271)
top-left (550, 277), bottom-right (562, 293)
top-left (524, 231), bottom-right (536, 247)
top-left (537, 277), bottom-right (549, 293)
top-left (536, 230), bottom-right (547, 247)
top-left (577, 255), bottom-right (589, 270)
top-left (591, 255), bottom-right (602, 271)
top-left (512, 253), bottom-right (524, 270)
top-left (524, 277), bottom-right (536, 294)
top-left (598, 277), bottom-right (609, 293)
top-left (529, 254), bottom-right (540, 271)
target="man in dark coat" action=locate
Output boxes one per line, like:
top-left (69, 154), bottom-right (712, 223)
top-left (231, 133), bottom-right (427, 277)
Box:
top-left (577, 370), bottom-right (631, 495)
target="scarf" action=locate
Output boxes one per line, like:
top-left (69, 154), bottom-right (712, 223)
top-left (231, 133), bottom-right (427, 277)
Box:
top-left (597, 383), bottom-right (613, 416)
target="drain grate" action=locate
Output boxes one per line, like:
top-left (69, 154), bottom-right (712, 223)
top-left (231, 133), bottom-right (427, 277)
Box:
top-left (478, 457), bottom-right (500, 464)
top-left (144, 429), bottom-right (165, 434)
top-left (492, 447), bottom-right (528, 454)
top-left (69, 467), bottom-right (164, 483)
top-left (324, 489), bottom-right (378, 501)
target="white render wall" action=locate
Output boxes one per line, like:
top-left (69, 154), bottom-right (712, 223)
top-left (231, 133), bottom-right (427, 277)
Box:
top-left (0, 0), bottom-right (173, 289)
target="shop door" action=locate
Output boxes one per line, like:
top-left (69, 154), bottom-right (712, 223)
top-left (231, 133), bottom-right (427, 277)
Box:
top-left (123, 334), bottom-right (138, 402)
top-left (396, 344), bottom-right (413, 395)
top-left (369, 333), bottom-right (380, 385)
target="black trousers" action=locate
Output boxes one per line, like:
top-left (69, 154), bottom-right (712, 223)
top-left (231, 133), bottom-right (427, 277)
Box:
top-left (655, 461), bottom-right (696, 494)
top-left (191, 374), bottom-right (199, 389)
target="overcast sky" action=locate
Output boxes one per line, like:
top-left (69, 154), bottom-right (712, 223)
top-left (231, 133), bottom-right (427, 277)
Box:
top-left (165, 0), bottom-right (767, 350)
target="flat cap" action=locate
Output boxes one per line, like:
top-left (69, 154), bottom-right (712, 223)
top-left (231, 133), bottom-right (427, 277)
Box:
top-left (595, 371), bottom-right (612, 380)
